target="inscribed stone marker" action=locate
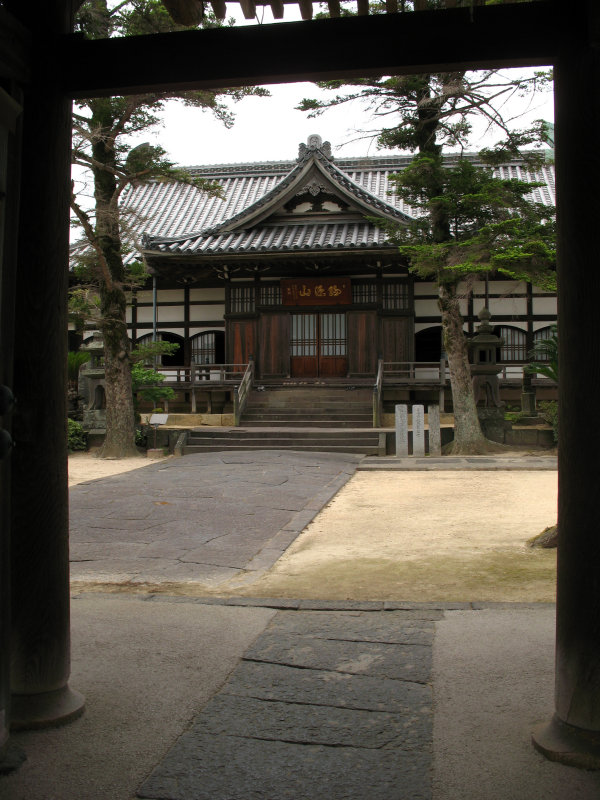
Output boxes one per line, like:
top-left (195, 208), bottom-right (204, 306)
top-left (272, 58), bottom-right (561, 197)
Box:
top-left (413, 405), bottom-right (425, 457)
top-left (395, 405), bottom-right (408, 457)
top-left (428, 404), bottom-right (441, 456)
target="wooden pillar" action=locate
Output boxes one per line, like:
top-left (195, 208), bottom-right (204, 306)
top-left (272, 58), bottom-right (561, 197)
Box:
top-left (532, 1), bottom-right (600, 767)
top-left (8, 0), bottom-right (84, 729)
top-left (0, 80), bottom-right (25, 770)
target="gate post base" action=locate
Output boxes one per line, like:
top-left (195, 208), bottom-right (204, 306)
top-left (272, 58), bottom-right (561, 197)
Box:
top-left (532, 715), bottom-right (600, 770)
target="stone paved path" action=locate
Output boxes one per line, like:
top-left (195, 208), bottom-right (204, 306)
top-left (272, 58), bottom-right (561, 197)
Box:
top-left (138, 607), bottom-right (435, 800)
top-left (69, 451), bottom-right (361, 588)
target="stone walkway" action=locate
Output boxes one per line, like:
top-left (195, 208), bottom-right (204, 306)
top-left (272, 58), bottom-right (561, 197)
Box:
top-left (139, 605), bottom-right (435, 800)
top-left (69, 451), bottom-right (361, 588)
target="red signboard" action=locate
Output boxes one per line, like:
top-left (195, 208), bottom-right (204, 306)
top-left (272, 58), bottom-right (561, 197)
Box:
top-left (281, 278), bottom-right (351, 306)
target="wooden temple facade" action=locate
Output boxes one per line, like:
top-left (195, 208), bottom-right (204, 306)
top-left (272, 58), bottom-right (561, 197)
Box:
top-left (2, 0), bottom-right (600, 777)
top-left (118, 136), bottom-right (557, 411)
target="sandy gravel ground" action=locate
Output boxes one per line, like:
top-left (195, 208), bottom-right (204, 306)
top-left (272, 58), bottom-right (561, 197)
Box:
top-left (68, 450), bottom-right (158, 486)
top-left (68, 452), bottom-right (558, 602)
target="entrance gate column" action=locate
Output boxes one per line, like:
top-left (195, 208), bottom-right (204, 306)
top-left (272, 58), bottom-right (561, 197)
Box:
top-left (533, 1), bottom-right (600, 766)
top-left (8, 0), bottom-right (84, 729)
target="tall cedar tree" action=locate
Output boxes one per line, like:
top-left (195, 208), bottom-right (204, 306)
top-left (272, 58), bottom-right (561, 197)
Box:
top-left (70, 0), bottom-right (267, 458)
top-left (299, 9), bottom-right (553, 452)
top-left (380, 155), bottom-right (555, 451)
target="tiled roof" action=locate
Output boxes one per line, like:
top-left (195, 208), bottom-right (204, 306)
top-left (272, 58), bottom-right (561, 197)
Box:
top-left (152, 221), bottom-right (390, 256)
top-left (123, 139), bottom-right (555, 260)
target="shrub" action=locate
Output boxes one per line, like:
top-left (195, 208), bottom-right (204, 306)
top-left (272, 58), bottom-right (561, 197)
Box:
top-left (539, 400), bottom-right (558, 443)
top-left (135, 427), bottom-right (147, 448)
top-left (67, 418), bottom-right (88, 451)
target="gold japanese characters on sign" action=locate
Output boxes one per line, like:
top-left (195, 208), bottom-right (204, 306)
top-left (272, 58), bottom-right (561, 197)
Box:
top-left (281, 278), bottom-right (351, 306)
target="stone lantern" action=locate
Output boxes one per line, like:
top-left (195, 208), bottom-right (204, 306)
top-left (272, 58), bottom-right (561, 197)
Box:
top-left (469, 307), bottom-right (506, 442)
top-left (79, 330), bottom-right (107, 435)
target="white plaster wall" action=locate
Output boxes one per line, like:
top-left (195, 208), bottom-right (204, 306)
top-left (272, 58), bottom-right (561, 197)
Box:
top-left (414, 282), bottom-right (438, 296)
top-left (189, 305), bottom-right (225, 321)
top-left (156, 289), bottom-right (185, 302)
top-left (532, 296), bottom-right (558, 316)
top-left (189, 326), bottom-right (225, 337)
top-left (488, 297), bottom-right (527, 317)
top-left (157, 306), bottom-right (185, 323)
top-left (189, 288), bottom-right (225, 301)
top-left (414, 298), bottom-right (440, 317)
top-left (533, 322), bottom-right (556, 334)
top-left (136, 307), bottom-right (154, 324)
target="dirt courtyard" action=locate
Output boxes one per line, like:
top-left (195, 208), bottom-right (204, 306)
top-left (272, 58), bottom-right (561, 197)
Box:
top-left (68, 453), bottom-right (558, 603)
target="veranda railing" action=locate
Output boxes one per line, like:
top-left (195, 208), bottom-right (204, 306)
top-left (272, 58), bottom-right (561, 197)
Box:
top-left (233, 358), bottom-right (255, 426)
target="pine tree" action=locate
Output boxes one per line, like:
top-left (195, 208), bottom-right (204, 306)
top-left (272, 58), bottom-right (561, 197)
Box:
top-left (70, 0), bottom-right (268, 457)
top-left (299, 37), bottom-right (553, 452)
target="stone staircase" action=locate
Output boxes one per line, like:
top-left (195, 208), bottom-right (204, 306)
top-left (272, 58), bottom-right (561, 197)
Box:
top-left (241, 385), bottom-right (373, 427)
top-left (180, 385), bottom-right (386, 456)
top-left (182, 428), bottom-right (387, 456)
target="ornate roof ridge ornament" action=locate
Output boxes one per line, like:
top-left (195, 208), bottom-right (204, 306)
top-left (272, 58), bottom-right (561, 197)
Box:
top-left (298, 134), bottom-right (333, 162)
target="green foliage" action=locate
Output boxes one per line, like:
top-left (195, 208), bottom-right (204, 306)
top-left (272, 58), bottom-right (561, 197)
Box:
top-left (67, 350), bottom-right (91, 384)
top-left (131, 340), bottom-right (180, 363)
top-left (67, 418), bottom-right (88, 452)
top-left (135, 426), bottom-right (148, 448)
top-left (525, 325), bottom-right (558, 382)
top-left (379, 155), bottom-right (555, 288)
top-left (131, 340), bottom-right (179, 406)
top-left (539, 400), bottom-right (558, 443)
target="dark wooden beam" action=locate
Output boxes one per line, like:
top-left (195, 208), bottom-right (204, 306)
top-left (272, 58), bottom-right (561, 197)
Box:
top-left (269, 0), bottom-right (285, 20)
top-left (298, 0), bottom-right (313, 20)
top-left (0, 9), bottom-right (31, 84)
top-left (211, 0), bottom-right (227, 20)
top-left (161, 0), bottom-right (203, 25)
top-left (62, 2), bottom-right (565, 98)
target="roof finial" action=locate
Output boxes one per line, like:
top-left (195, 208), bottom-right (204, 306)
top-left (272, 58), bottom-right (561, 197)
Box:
top-left (298, 135), bottom-right (333, 162)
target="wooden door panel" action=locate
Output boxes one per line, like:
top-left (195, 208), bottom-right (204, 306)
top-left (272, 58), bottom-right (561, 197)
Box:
top-left (228, 319), bottom-right (256, 366)
top-left (347, 311), bottom-right (378, 375)
top-left (291, 356), bottom-right (318, 377)
top-left (382, 316), bottom-right (414, 363)
top-left (319, 356), bottom-right (348, 377)
top-left (259, 313), bottom-right (290, 377)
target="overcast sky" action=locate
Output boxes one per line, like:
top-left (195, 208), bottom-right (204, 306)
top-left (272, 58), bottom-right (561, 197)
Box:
top-left (126, 8), bottom-right (554, 167)
top-left (140, 70), bottom-right (553, 168)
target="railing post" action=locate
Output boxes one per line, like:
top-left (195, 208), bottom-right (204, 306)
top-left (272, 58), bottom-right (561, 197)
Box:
top-left (373, 357), bottom-right (383, 428)
top-left (233, 387), bottom-right (240, 426)
top-left (439, 357), bottom-right (446, 411)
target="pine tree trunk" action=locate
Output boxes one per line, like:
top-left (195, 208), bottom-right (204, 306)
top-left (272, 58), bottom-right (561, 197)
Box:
top-left (99, 289), bottom-right (138, 458)
top-left (439, 284), bottom-right (491, 454)
top-left (91, 101), bottom-right (140, 459)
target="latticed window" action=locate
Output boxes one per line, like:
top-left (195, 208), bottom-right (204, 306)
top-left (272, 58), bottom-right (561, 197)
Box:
top-left (230, 285), bottom-right (255, 313)
top-left (532, 327), bottom-right (555, 361)
top-left (291, 314), bottom-right (317, 356)
top-left (382, 282), bottom-right (409, 310)
top-left (320, 313), bottom-right (347, 356)
top-left (259, 284), bottom-right (282, 306)
top-left (497, 326), bottom-right (527, 361)
top-left (191, 332), bottom-right (216, 364)
top-left (352, 283), bottom-right (377, 304)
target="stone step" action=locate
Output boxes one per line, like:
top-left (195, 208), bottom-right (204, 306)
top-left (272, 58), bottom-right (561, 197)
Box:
top-left (184, 427), bottom-right (385, 455)
top-left (183, 443), bottom-right (381, 455)
top-left (242, 411), bottom-right (372, 419)
top-left (241, 419), bottom-right (373, 428)
top-left (189, 430), bottom-right (377, 440)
